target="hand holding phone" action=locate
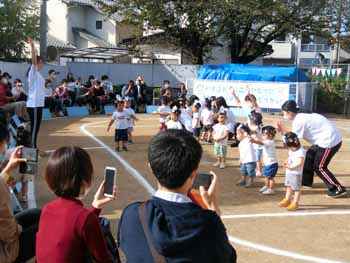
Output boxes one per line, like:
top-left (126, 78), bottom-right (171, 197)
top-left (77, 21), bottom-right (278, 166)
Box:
top-left (92, 167), bottom-right (117, 209)
top-left (104, 167), bottom-right (116, 197)
top-left (19, 147), bottom-right (38, 175)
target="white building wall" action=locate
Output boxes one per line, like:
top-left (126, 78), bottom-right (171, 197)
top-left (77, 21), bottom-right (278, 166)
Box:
top-left (265, 41), bottom-right (293, 59)
top-left (84, 8), bottom-right (116, 45)
top-left (47, 0), bottom-right (68, 43)
top-left (67, 7), bottom-right (85, 45)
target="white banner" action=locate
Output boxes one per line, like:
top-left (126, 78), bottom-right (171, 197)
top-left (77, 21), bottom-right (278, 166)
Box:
top-left (192, 79), bottom-right (291, 109)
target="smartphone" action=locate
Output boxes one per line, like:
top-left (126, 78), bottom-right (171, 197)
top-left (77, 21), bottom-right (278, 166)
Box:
top-left (192, 173), bottom-right (213, 190)
top-left (19, 147), bottom-right (38, 175)
top-left (104, 167), bottom-right (116, 197)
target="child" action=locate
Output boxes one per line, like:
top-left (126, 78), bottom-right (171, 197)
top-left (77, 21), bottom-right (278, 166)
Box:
top-left (165, 105), bottom-right (183, 130)
top-left (107, 98), bottom-right (129, 152)
top-left (249, 111), bottom-right (263, 177)
top-left (192, 101), bottom-right (201, 139)
top-left (212, 111), bottom-right (229, 169)
top-left (250, 125), bottom-right (278, 195)
top-left (279, 132), bottom-right (306, 211)
top-left (156, 96), bottom-right (171, 131)
top-left (124, 97), bottom-right (138, 144)
top-left (236, 124), bottom-right (257, 187)
top-left (200, 98), bottom-right (214, 143)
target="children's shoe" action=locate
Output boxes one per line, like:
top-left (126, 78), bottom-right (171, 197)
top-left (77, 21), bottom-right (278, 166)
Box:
top-left (245, 177), bottom-right (254, 188)
top-left (262, 188), bottom-right (275, 195)
top-left (259, 186), bottom-right (268, 193)
top-left (287, 202), bottom-right (298, 211)
top-left (213, 161), bottom-right (220, 167)
top-left (128, 140), bottom-right (133, 144)
top-left (115, 147), bottom-right (120, 152)
top-left (236, 180), bottom-right (246, 187)
top-left (219, 163), bottom-right (225, 169)
top-left (122, 146), bottom-right (128, 151)
top-left (278, 198), bottom-right (291, 208)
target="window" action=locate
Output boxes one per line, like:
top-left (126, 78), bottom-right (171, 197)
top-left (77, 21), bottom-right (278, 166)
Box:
top-left (96, 20), bottom-right (102, 30)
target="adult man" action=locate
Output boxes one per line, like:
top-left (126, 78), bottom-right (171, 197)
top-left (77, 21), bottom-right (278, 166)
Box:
top-left (118, 129), bottom-right (236, 263)
top-left (277, 100), bottom-right (347, 198)
top-left (135, 75), bottom-right (147, 113)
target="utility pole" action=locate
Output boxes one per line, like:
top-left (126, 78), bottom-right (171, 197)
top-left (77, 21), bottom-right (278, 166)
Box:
top-left (40, 0), bottom-right (48, 61)
top-left (335, 0), bottom-right (343, 65)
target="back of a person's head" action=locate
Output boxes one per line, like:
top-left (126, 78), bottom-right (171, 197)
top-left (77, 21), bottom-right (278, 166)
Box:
top-left (0, 123), bottom-right (9, 143)
top-left (282, 100), bottom-right (298, 113)
top-left (45, 146), bottom-right (93, 198)
top-left (148, 130), bottom-right (202, 189)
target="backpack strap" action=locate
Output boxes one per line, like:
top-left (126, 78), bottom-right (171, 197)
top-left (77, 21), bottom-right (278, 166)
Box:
top-left (138, 202), bottom-right (166, 263)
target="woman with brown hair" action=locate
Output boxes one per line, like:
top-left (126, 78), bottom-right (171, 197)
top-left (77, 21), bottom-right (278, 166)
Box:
top-left (36, 146), bottom-right (119, 263)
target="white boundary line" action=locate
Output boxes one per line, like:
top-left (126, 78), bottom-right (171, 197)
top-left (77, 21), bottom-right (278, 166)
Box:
top-left (81, 120), bottom-right (349, 263)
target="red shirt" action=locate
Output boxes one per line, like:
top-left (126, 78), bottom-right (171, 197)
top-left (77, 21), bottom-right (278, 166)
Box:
top-left (0, 84), bottom-right (8, 107)
top-left (36, 198), bottom-right (113, 263)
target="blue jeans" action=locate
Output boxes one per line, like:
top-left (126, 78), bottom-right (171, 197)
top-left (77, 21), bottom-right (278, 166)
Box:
top-left (240, 162), bottom-right (256, 177)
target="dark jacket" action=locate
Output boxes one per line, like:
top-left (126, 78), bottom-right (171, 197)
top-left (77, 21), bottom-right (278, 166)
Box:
top-left (117, 197), bottom-right (236, 263)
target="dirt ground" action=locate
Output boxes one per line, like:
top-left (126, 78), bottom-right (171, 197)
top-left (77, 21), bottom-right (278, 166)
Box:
top-left (33, 113), bottom-right (350, 263)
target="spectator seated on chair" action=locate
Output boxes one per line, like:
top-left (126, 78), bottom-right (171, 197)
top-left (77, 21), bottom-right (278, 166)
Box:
top-left (0, 125), bottom-right (41, 263)
top-left (12, 79), bottom-right (27, 102)
top-left (53, 79), bottom-right (71, 116)
top-left (88, 80), bottom-right (107, 114)
top-left (101, 75), bottom-right (115, 103)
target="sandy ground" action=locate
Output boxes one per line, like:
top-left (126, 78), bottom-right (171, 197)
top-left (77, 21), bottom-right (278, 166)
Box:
top-left (33, 114), bottom-right (350, 263)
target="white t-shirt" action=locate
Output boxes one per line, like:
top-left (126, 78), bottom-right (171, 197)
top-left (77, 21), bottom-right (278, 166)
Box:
top-left (213, 123), bottom-right (229, 146)
top-left (224, 108), bottom-right (236, 133)
top-left (262, 139), bottom-right (278, 165)
top-left (158, 105), bottom-right (171, 123)
top-left (180, 108), bottom-right (193, 132)
top-left (124, 107), bottom-right (136, 128)
top-left (239, 137), bottom-right (257, 164)
top-left (112, 110), bottom-right (129, 129)
top-left (166, 120), bottom-right (183, 130)
top-left (201, 108), bottom-right (214, 126)
top-left (192, 112), bottom-right (201, 129)
top-left (292, 113), bottom-right (342, 148)
top-left (286, 147), bottom-right (306, 176)
top-left (27, 65), bottom-right (46, 107)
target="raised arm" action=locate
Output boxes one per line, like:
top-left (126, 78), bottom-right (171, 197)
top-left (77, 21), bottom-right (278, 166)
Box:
top-left (27, 37), bottom-right (38, 67)
top-left (231, 89), bottom-right (241, 107)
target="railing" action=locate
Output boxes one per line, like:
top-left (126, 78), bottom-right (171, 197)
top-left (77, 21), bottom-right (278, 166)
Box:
top-left (300, 44), bottom-right (331, 52)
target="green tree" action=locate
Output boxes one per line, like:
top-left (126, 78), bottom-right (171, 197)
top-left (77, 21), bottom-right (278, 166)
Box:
top-left (99, 0), bottom-right (223, 64)
top-left (0, 0), bottom-right (40, 61)
top-left (219, 0), bottom-right (330, 63)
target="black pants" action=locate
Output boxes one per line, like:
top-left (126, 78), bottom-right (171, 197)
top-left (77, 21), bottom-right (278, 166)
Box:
top-left (302, 142), bottom-right (344, 191)
top-left (14, 208), bottom-right (41, 263)
top-left (27, 107), bottom-right (43, 148)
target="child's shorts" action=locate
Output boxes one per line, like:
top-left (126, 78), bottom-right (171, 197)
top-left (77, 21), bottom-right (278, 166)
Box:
top-left (214, 143), bottom-right (227, 157)
top-left (193, 127), bottom-right (201, 137)
top-left (240, 162), bottom-right (256, 177)
top-left (159, 123), bottom-right (167, 132)
top-left (263, 163), bottom-right (278, 178)
top-left (255, 148), bottom-right (263, 161)
top-left (203, 125), bottom-right (213, 132)
top-left (285, 172), bottom-right (302, 191)
top-left (115, 129), bottom-right (128, 142)
top-left (128, 127), bottom-right (134, 133)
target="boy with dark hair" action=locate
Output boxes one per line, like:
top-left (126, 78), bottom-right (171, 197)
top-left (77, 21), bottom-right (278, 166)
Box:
top-left (118, 129), bottom-right (237, 263)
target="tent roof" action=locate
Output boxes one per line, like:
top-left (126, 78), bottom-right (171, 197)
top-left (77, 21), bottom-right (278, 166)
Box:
top-left (197, 64), bottom-right (310, 82)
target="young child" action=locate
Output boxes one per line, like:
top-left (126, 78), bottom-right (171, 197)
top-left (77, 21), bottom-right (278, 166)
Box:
top-left (212, 111), bottom-right (229, 169)
top-left (249, 111), bottom-right (263, 177)
top-left (165, 105), bottom-right (183, 130)
top-left (124, 97), bottom-right (138, 144)
top-left (107, 98), bottom-right (129, 152)
top-left (250, 125), bottom-right (278, 195)
top-left (236, 124), bottom-right (257, 187)
top-left (200, 98), bottom-right (214, 143)
top-left (156, 96), bottom-right (171, 131)
top-left (192, 101), bottom-right (201, 139)
top-left (279, 132), bottom-right (306, 211)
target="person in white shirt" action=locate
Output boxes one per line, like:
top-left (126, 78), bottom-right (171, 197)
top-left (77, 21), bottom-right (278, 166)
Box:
top-left (277, 100), bottom-right (346, 198)
top-left (155, 97), bottom-right (171, 131)
top-left (278, 132), bottom-right (306, 211)
top-left (251, 126), bottom-right (278, 195)
top-left (236, 124), bottom-right (257, 187)
top-left (107, 99), bottom-right (129, 152)
top-left (200, 98), bottom-right (214, 143)
top-left (231, 89), bottom-right (262, 124)
top-left (166, 106), bottom-right (183, 130)
top-left (212, 112), bottom-right (229, 169)
top-left (191, 102), bottom-right (201, 139)
top-left (26, 38), bottom-right (46, 149)
top-left (124, 97), bottom-right (138, 144)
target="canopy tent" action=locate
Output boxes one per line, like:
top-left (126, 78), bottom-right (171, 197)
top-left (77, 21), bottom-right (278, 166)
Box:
top-left (197, 64), bottom-right (310, 82)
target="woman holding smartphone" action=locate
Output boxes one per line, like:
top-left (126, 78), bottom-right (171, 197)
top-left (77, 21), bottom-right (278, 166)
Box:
top-left (36, 146), bottom-right (119, 263)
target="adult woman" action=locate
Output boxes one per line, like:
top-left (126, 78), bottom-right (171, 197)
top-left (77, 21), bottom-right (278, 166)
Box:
top-left (36, 146), bottom-right (118, 262)
top-left (122, 80), bottom-right (137, 109)
top-left (277, 100), bottom-right (347, 198)
top-left (0, 125), bottom-right (41, 263)
top-left (27, 38), bottom-right (46, 149)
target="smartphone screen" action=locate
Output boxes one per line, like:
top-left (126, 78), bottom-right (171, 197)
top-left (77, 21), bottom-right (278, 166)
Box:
top-left (104, 168), bottom-right (116, 196)
top-left (192, 173), bottom-right (213, 190)
top-left (21, 147), bottom-right (38, 162)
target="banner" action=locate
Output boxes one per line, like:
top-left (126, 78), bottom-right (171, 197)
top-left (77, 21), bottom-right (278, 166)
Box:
top-left (192, 79), bottom-right (291, 109)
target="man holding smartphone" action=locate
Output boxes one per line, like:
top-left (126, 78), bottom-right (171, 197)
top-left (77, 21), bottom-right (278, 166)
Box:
top-left (118, 129), bottom-right (236, 263)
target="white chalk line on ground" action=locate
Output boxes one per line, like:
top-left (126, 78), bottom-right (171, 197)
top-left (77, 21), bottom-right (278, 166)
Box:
top-left (81, 120), bottom-right (349, 263)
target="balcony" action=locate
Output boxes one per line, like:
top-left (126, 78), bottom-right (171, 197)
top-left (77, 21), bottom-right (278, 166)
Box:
top-left (300, 44), bottom-right (331, 53)
top-left (264, 41), bottom-right (292, 59)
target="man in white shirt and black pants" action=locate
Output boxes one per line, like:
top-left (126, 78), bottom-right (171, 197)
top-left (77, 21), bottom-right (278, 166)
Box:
top-left (278, 100), bottom-right (347, 198)
top-left (27, 38), bottom-right (46, 149)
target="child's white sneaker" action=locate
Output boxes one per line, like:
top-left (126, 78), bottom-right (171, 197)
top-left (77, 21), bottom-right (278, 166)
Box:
top-left (259, 186), bottom-right (268, 193)
top-left (262, 188), bottom-right (275, 195)
top-left (213, 161), bottom-right (220, 167)
top-left (219, 163), bottom-right (225, 169)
